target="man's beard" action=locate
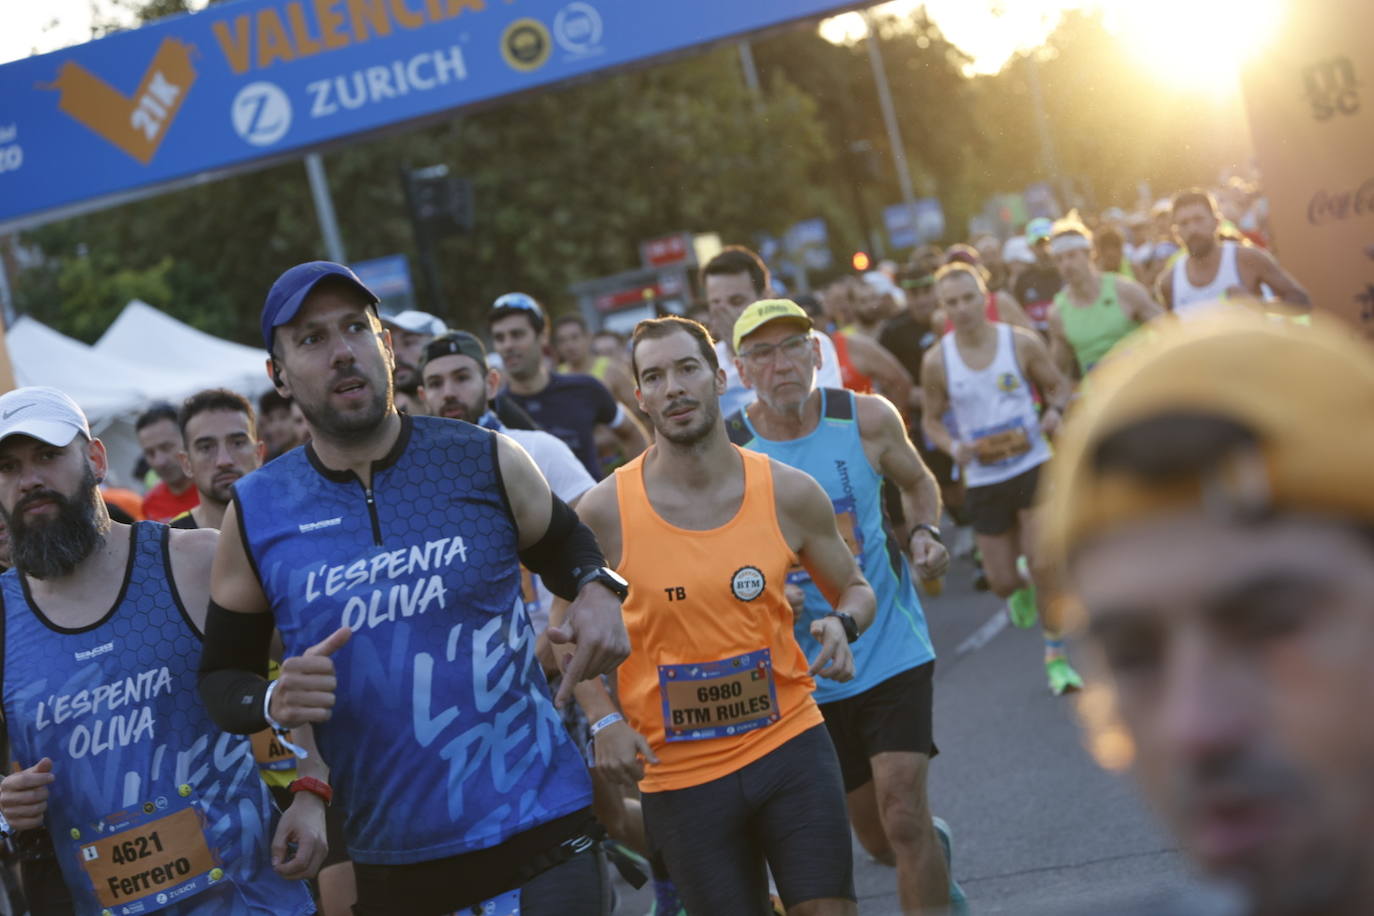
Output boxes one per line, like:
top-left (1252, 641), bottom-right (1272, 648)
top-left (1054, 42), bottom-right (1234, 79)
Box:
top-left (4, 465), bottom-right (105, 580)
top-left (298, 368), bottom-right (392, 442)
top-left (206, 473), bottom-right (244, 505)
top-left (657, 396), bottom-right (719, 447)
top-left (394, 361), bottom-right (419, 390)
top-left (1186, 233), bottom-right (1217, 258)
top-left (437, 394), bottom-right (485, 423)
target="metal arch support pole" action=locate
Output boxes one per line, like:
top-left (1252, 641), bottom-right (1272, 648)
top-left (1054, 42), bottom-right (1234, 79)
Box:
top-left (739, 40), bottom-right (762, 95)
top-left (305, 152), bottom-right (347, 264)
top-left (864, 12), bottom-right (921, 252)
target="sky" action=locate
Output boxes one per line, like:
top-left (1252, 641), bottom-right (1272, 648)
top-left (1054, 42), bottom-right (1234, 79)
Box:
top-left (0, 0), bottom-right (1285, 91)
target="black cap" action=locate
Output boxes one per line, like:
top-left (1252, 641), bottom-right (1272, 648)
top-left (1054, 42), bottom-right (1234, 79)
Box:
top-left (422, 331), bottom-right (488, 372)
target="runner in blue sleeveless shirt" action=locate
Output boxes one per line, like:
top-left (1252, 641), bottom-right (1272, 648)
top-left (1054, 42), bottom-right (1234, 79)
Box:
top-left (725, 300), bottom-right (966, 915)
top-left (196, 262), bottom-right (631, 916)
top-left (0, 386), bottom-right (317, 916)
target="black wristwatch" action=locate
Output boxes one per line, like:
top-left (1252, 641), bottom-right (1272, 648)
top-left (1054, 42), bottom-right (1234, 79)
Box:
top-left (827, 611), bottom-right (860, 644)
top-left (576, 566), bottom-right (630, 602)
top-left (911, 523), bottom-right (943, 545)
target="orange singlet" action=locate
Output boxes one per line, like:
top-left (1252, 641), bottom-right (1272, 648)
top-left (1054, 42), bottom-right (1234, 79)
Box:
top-left (614, 446), bottom-right (824, 793)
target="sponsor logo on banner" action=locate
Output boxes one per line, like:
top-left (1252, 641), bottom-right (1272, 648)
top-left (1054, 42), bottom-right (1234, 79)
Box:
top-left (42, 37), bottom-right (197, 164)
top-left (231, 81), bottom-right (291, 146)
top-left (0, 124), bottom-right (20, 176)
top-left (502, 18), bottom-right (552, 72)
top-left (554, 3), bottom-right (604, 57)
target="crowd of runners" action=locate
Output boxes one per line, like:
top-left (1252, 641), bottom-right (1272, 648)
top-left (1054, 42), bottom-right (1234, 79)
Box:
top-left (0, 176), bottom-right (1366, 916)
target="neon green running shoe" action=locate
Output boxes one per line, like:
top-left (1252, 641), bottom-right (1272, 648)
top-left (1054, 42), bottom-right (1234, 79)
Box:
top-left (1046, 656), bottom-right (1084, 695)
top-left (1008, 585), bottom-right (1038, 628)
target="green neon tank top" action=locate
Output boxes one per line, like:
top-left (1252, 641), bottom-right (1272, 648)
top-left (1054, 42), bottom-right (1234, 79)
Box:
top-left (1056, 273), bottom-right (1137, 373)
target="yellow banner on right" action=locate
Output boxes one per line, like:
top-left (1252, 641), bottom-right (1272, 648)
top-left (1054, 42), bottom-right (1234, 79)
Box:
top-left (1241, 0), bottom-right (1374, 339)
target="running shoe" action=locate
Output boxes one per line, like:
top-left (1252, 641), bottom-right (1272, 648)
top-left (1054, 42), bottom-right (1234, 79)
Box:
top-left (971, 548), bottom-right (989, 592)
top-left (1008, 556), bottom-right (1037, 627)
top-left (1007, 585), bottom-right (1038, 628)
top-left (933, 816), bottom-right (970, 916)
top-left (1046, 656), bottom-right (1084, 695)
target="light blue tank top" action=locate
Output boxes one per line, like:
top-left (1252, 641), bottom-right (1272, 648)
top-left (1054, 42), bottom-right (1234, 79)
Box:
top-left (0, 522), bottom-right (313, 916)
top-left (728, 389), bottom-right (935, 703)
top-left (234, 415), bottom-right (591, 866)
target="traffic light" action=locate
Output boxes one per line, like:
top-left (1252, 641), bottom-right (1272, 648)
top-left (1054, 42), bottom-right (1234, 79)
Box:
top-left (403, 164), bottom-right (473, 238)
top-left (851, 250), bottom-right (871, 271)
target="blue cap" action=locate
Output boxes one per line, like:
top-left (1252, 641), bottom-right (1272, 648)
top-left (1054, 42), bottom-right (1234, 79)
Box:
top-left (261, 261), bottom-right (379, 351)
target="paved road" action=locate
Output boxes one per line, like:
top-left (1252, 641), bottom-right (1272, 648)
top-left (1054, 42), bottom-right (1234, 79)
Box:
top-left (612, 552), bottom-right (1199, 914)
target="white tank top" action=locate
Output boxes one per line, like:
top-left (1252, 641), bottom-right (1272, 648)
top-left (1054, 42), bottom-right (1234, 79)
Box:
top-left (941, 323), bottom-right (1051, 487)
top-left (1171, 241), bottom-right (1243, 316)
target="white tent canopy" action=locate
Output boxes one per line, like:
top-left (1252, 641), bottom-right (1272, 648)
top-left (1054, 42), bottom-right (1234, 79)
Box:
top-left (6, 306), bottom-right (273, 487)
top-left (95, 300), bottom-right (270, 397)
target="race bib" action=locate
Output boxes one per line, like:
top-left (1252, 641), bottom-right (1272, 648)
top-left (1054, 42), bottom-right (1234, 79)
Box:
top-left (659, 648), bottom-right (780, 742)
top-left (833, 496), bottom-right (863, 557)
top-left (790, 497), bottom-right (863, 588)
top-left (76, 792), bottom-right (221, 915)
top-left (450, 888), bottom-right (520, 915)
top-left (972, 421), bottom-right (1031, 465)
top-left (250, 727), bottom-right (297, 773)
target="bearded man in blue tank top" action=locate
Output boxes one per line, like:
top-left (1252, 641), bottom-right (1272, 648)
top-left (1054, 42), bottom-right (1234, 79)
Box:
top-left (196, 262), bottom-right (632, 916)
top-left (0, 386), bottom-right (318, 916)
top-left (920, 264), bottom-right (1085, 696)
top-left (723, 300), bottom-right (966, 915)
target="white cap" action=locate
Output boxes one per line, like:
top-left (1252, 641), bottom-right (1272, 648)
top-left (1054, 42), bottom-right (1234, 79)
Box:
top-left (0, 387), bottom-right (91, 448)
top-left (1002, 236), bottom-right (1035, 265)
top-left (382, 310), bottom-right (447, 336)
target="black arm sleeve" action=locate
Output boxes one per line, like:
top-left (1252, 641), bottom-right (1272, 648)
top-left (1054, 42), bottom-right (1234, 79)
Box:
top-left (518, 493), bottom-right (606, 602)
top-left (197, 600), bottom-right (274, 735)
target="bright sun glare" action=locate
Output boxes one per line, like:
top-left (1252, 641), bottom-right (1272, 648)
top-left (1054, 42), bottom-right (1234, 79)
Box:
top-left (822, 0), bottom-right (1286, 94)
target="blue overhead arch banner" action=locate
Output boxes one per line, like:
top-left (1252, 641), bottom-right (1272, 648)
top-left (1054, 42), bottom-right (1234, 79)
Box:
top-left (0, 0), bottom-right (861, 230)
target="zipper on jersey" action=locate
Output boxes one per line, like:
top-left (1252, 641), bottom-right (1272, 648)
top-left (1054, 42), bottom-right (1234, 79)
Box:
top-left (363, 485), bottom-right (382, 545)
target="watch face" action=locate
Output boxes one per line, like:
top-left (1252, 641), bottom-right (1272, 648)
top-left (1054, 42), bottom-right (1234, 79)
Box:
top-left (587, 566), bottom-right (629, 599)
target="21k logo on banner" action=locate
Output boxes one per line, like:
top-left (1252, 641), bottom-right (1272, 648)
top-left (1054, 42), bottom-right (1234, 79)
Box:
top-left (42, 38), bottom-right (197, 165)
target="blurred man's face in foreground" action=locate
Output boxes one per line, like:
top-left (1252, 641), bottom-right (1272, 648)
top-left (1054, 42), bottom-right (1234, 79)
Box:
top-left (1073, 512), bottom-right (1374, 914)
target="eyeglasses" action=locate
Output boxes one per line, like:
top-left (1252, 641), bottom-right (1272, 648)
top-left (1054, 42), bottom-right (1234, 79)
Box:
top-left (740, 334), bottom-right (812, 368)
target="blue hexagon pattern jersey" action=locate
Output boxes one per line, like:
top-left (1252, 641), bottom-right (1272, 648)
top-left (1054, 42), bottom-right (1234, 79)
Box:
top-left (234, 415), bottom-right (591, 866)
top-left (0, 522), bottom-right (314, 916)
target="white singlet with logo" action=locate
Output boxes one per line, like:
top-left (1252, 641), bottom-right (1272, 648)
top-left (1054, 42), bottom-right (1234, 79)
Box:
top-left (1171, 240), bottom-right (1243, 316)
top-left (941, 322), bottom-right (1052, 488)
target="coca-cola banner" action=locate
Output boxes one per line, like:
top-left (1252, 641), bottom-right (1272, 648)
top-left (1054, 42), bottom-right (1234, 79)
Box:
top-left (1241, 0), bottom-right (1374, 337)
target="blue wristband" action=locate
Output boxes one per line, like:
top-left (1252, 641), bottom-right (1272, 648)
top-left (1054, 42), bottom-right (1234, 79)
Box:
top-left (589, 712), bottom-right (624, 737)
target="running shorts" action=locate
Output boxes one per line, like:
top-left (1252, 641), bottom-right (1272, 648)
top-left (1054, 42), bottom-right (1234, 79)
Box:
top-left (640, 724), bottom-right (854, 913)
top-left (820, 661), bottom-right (937, 793)
top-left (965, 464), bottom-right (1042, 536)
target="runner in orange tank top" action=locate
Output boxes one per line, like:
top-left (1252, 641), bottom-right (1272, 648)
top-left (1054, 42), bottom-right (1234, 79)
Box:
top-left (572, 316), bottom-right (876, 916)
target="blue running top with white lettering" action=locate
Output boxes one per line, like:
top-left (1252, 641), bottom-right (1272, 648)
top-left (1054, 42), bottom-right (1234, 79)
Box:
top-left (1, 522), bottom-right (313, 916)
top-left (234, 414), bottom-right (591, 865)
